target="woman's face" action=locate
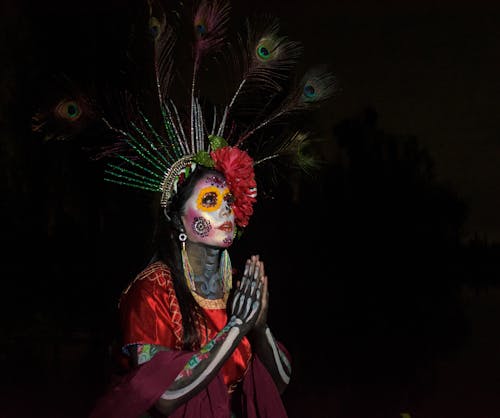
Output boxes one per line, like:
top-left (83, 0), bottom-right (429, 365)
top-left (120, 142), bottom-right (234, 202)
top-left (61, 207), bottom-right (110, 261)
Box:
top-left (181, 172), bottom-right (235, 248)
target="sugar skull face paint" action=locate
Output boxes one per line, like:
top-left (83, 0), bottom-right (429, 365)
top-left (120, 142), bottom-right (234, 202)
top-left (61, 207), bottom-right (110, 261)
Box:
top-left (181, 172), bottom-right (235, 247)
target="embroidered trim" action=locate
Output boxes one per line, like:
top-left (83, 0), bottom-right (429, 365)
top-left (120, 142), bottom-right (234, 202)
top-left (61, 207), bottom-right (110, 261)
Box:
top-left (191, 291), bottom-right (228, 309)
top-left (121, 262), bottom-right (167, 296)
top-left (120, 261), bottom-right (183, 349)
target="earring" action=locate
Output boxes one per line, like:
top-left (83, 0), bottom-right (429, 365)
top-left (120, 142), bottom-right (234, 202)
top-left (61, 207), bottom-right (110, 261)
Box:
top-left (179, 232), bottom-right (195, 291)
top-left (178, 231), bottom-right (187, 251)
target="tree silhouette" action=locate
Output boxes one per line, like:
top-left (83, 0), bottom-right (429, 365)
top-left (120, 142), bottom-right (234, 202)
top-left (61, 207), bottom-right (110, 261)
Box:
top-left (268, 107), bottom-right (472, 416)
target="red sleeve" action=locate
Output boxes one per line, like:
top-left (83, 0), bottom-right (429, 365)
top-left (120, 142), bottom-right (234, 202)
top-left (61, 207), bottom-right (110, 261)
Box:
top-left (119, 262), bottom-right (183, 352)
top-left (89, 350), bottom-right (230, 418)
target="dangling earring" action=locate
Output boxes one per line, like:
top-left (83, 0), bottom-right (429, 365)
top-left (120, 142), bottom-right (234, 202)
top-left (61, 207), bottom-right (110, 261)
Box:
top-left (179, 231), bottom-right (195, 291)
top-left (178, 231), bottom-right (187, 251)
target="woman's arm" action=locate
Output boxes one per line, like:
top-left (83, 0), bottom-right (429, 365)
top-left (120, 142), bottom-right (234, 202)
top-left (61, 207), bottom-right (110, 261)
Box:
top-left (151, 258), bottom-right (264, 416)
top-left (249, 324), bottom-right (292, 394)
top-left (246, 256), bottom-right (292, 394)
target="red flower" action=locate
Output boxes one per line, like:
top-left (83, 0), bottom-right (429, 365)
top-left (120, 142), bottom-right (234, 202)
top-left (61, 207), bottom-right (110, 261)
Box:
top-left (210, 146), bottom-right (257, 227)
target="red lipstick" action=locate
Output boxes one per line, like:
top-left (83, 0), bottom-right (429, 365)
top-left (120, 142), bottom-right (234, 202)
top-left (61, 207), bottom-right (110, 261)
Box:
top-left (218, 221), bottom-right (233, 232)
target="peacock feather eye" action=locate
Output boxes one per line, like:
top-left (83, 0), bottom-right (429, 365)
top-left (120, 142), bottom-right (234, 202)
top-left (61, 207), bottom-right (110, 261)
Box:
top-left (55, 100), bottom-right (81, 120)
top-left (149, 17), bottom-right (161, 39)
top-left (256, 44), bottom-right (271, 60)
top-left (303, 84), bottom-right (316, 98)
top-left (195, 22), bottom-right (207, 38)
top-left (255, 35), bottom-right (281, 62)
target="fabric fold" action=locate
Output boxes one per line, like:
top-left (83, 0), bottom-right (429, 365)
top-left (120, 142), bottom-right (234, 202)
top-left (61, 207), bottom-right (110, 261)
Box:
top-left (89, 351), bottom-right (287, 418)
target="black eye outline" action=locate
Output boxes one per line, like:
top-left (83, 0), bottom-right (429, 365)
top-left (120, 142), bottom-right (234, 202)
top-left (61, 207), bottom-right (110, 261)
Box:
top-left (224, 193), bottom-right (235, 206)
top-left (201, 191), bottom-right (218, 207)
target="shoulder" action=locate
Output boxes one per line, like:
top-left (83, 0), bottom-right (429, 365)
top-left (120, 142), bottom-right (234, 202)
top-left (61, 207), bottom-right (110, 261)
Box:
top-left (118, 260), bottom-right (182, 327)
top-left (118, 261), bottom-right (184, 350)
top-left (122, 261), bottom-right (172, 295)
top-left (119, 261), bottom-right (177, 311)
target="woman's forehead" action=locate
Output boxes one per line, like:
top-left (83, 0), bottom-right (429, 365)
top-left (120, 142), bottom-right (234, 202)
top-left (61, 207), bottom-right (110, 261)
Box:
top-left (196, 172), bottom-right (227, 188)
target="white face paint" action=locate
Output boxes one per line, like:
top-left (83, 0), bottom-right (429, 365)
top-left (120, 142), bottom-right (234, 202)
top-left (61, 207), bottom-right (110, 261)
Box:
top-left (181, 172), bottom-right (235, 248)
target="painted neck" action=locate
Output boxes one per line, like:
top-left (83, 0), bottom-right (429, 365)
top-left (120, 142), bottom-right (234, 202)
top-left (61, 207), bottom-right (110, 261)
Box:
top-left (185, 242), bottom-right (223, 299)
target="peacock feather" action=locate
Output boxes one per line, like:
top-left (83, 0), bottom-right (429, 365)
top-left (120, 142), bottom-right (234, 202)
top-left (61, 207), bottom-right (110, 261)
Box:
top-left (31, 74), bottom-right (99, 142)
top-left (33, 0), bottom-right (336, 203)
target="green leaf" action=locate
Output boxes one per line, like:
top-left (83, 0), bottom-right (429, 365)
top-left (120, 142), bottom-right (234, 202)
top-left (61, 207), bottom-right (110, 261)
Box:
top-left (193, 151), bottom-right (215, 167)
top-left (208, 135), bottom-right (228, 150)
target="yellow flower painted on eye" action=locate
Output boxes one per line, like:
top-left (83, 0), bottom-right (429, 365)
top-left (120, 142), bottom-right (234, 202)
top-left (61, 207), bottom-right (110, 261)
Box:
top-left (197, 186), bottom-right (223, 212)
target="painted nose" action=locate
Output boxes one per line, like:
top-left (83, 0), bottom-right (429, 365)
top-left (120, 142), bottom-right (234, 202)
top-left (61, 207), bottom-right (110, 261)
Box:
top-left (221, 200), bottom-right (232, 216)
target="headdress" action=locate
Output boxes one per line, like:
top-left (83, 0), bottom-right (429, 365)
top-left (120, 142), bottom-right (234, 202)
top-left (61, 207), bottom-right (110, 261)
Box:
top-left (36, 0), bottom-right (336, 229)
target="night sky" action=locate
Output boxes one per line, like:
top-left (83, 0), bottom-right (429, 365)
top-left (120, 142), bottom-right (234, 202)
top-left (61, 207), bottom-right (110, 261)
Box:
top-left (1, 1), bottom-right (500, 417)
top-left (258, 0), bottom-right (500, 243)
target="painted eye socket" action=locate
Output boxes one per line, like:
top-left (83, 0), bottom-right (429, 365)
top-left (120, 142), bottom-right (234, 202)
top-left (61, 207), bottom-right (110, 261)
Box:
top-left (201, 191), bottom-right (218, 207)
top-left (224, 192), bottom-right (235, 206)
top-left (197, 186), bottom-right (223, 212)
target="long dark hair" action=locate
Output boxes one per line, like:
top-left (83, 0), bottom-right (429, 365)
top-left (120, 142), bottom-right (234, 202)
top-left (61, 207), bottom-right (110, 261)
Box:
top-left (151, 166), bottom-right (220, 349)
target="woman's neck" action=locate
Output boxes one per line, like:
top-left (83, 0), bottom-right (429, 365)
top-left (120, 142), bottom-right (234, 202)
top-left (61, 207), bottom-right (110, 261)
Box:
top-left (185, 242), bottom-right (224, 299)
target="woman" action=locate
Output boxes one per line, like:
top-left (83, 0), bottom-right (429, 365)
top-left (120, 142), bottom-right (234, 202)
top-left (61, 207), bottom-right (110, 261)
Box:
top-left (86, 1), bottom-right (334, 415)
top-left (90, 163), bottom-right (292, 418)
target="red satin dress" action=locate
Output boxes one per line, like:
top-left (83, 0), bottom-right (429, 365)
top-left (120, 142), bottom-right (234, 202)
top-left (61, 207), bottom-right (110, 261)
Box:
top-left (119, 260), bottom-right (252, 391)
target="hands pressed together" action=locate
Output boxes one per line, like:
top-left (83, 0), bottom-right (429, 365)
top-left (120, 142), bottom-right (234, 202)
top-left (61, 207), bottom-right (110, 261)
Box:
top-left (229, 255), bottom-right (269, 335)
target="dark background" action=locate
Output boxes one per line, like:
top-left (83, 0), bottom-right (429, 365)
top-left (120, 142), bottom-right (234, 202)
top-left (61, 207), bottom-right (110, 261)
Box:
top-left (1, 1), bottom-right (500, 417)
